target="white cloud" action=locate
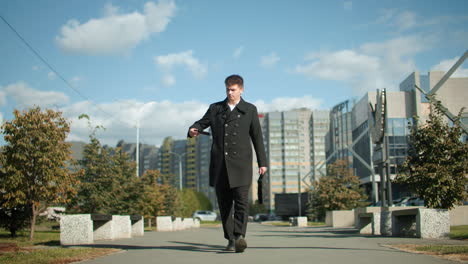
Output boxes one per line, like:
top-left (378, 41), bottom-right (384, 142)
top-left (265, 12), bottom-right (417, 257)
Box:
top-left (0, 112), bottom-right (3, 124)
top-left (62, 96), bottom-right (324, 146)
top-left (48, 72), bottom-right (57, 80)
top-left (56, 0), bottom-right (176, 55)
top-left (162, 74), bottom-right (176, 86)
top-left (62, 99), bottom-right (208, 146)
top-left (3, 82), bottom-right (69, 108)
top-left (394, 11), bottom-right (418, 32)
top-left (295, 35), bottom-right (434, 94)
top-left (155, 50), bottom-right (207, 81)
top-left (343, 1), bottom-right (352, 11)
top-left (233, 46), bottom-right (244, 59)
top-left (373, 9), bottom-right (418, 32)
top-left (0, 82), bottom-right (325, 146)
top-left (296, 50), bottom-right (379, 81)
top-left (254, 96), bottom-right (323, 113)
top-left (70, 76), bottom-right (83, 86)
top-left (260, 52), bottom-right (280, 68)
top-left (431, 57), bottom-right (468, 77)
top-left (32, 65), bottom-right (40, 71)
top-left (0, 90), bottom-right (6, 106)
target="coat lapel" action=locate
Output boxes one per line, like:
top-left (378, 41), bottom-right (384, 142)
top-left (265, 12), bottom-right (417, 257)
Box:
top-left (225, 97), bottom-right (246, 123)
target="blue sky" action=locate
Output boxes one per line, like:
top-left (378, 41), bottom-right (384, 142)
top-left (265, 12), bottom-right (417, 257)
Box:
top-left (1, 0), bottom-right (467, 146)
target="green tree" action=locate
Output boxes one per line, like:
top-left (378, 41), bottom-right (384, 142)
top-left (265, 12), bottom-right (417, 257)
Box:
top-left (307, 159), bottom-right (367, 221)
top-left (0, 202), bottom-right (30, 237)
top-left (0, 107), bottom-right (80, 240)
top-left (395, 98), bottom-right (468, 209)
top-left (109, 146), bottom-right (138, 215)
top-left (195, 191), bottom-right (212, 211)
top-left (180, 189), bottom-right (201, 217)
top-left (69, 135), bottom-right (116, 214)
top-left (135, 170), bottom-right (167, 226)
top-left (161, 183), bottom-right (182, 216)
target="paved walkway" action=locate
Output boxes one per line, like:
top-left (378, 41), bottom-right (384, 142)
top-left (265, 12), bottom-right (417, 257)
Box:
top-left (80, 223), bottom-right (464, 264)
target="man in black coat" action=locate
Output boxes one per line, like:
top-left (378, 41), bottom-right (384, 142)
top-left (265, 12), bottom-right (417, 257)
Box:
top-left (188, 74), bottom-right (267, 253)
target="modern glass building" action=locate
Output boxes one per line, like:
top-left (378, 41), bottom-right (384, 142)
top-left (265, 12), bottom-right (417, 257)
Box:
top-left (348, 71), bottom-right (468, 202)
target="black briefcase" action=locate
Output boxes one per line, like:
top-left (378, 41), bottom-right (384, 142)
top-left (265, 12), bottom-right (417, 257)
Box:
top-left (257, 173), bottom-right (264, 204)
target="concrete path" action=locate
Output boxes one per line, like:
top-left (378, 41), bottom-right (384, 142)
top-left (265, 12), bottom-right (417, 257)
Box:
top-left (79, 223), bottom-right (464, 264)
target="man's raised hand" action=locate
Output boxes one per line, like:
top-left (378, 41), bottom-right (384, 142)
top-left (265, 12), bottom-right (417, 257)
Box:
top-left (189, 128), bottom-right (200, 137)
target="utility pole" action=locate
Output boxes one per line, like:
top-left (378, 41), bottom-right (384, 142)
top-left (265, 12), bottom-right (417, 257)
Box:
top-left (136, 119), bottom-right (140, 177)
top-left (169, 152), bottom-right (186, 190)
top-left (298, 172), bottom-right (302, 217)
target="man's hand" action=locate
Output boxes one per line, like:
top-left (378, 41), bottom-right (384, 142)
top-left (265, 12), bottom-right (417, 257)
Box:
top-left (259, 167), bottom-right (267, 175)
top-left (189, 128), bottom-right (200, 137)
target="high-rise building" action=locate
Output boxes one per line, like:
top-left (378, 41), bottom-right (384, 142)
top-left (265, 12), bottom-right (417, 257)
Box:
top-left (261, 108), bottom-right (328, 212)
top-left (116, 140), bottom-right (159, 177)
top-left (195, 134), bottom-right (216, 208)
top-left (325, 101), bottom-right (354, 174)
top-left (310, 110), bottom-right (330, 181)
top-left (157, 136), bottom-right (216, 208)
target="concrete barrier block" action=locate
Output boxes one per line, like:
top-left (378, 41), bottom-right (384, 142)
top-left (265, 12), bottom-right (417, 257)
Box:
top-left (156, 216), bottom-right (173, 231)
top-left (182, 218), bottom-right (194, 229)
top-left (418, 209), bottom-right (450, 239)
top-left (131, 216), bottom-right (144, 237)
top-left (93, 218), bottom-right (114, 241)
top-left (194, 218), bottom-right (200, 228)
top-left (173, 217), bottom-right (183, 230)
top-left (372, 212), bottom-right (381, 235)
top-left (113, 215), bottom-right (132, 239)
top-left (381, 210), bottom-right (392, 236)
top-left (326, 210), bottom-right (354, 228)
top-left (60, 214), bottom-right (93, 245)
top-left (289, 216), bottom-right (307, 227)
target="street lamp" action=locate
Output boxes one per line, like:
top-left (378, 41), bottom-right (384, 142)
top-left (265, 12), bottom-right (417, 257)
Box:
top-left (169, 151), bottom-right (186, 190)
top-left (134, 102), bottom-right (155, 177)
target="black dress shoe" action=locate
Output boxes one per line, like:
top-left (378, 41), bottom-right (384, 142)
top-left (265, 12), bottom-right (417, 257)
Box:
top-left (224, 239), bottom-right (235, 251)
top-left (234, 235), bottom-right (247, 253)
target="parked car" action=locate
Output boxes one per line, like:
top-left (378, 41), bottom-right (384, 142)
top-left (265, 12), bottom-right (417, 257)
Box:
top-left (192, 210), bottom-right (217, 221)
top-left (253, 213), bottom-right (269, 222)
top-left (395, 196), bottom-right (425, 207)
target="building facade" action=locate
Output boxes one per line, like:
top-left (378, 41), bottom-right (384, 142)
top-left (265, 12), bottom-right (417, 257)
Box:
top-left (347, 71), bottom-right (468, 203)
top-left (261, 108), bottom-right (329, 212)
top-left (325, 100), bottom-right (354, 175)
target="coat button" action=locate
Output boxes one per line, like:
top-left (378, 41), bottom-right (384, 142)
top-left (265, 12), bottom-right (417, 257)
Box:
top-left (235, 123), bottom-right (239, 127)
top-left (225, 152), bottom-right (228, 155)
top-left (225, 133), bottom-right (228, 136)
top-left (225, 143), bottom-right (228, 146)
top-left (237, 114), bottom-right (241, 118)
top-left (225, 124), bottom-right (228, 127)
top-left (233, 132), bottom-right (237, 136)
top-left (233, 151), bottom-right (237, 155)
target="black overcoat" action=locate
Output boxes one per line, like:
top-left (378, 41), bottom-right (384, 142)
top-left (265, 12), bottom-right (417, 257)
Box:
top-left (188, 98), bottom-right (267, 188)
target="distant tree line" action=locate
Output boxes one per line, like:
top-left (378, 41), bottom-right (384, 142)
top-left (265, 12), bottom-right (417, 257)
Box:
top-left (0, 107), bottom-right (211, 240)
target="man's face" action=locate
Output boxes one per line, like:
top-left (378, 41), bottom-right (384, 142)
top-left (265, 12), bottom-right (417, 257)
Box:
top-left (226, 84), bottom-right (243, 103)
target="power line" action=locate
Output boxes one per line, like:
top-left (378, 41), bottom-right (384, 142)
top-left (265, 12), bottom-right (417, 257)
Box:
top-left (0, 14), bottom-right (128, 127)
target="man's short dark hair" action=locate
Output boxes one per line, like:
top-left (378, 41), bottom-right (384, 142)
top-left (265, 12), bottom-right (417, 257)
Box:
top-left (225, 74), bottom-right (244, 87)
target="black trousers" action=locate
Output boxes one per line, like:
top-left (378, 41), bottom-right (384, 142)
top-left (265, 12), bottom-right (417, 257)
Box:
top-left (216, 161), bottom-right (250, 240)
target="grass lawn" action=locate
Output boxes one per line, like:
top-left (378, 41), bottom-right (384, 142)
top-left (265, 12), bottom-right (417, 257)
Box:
top-left (261, 221), bottom-right (325, 226)
top-left (450, 225), bottom-right (468, 240)
top-left (0, 247), bottom-right (119, 264)
top-left (0, 227), bottom-right (119, 264)
top-left (200, 220), bottom-right (222, 227)
top-left (415, 245), bottom-right (468, 254)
